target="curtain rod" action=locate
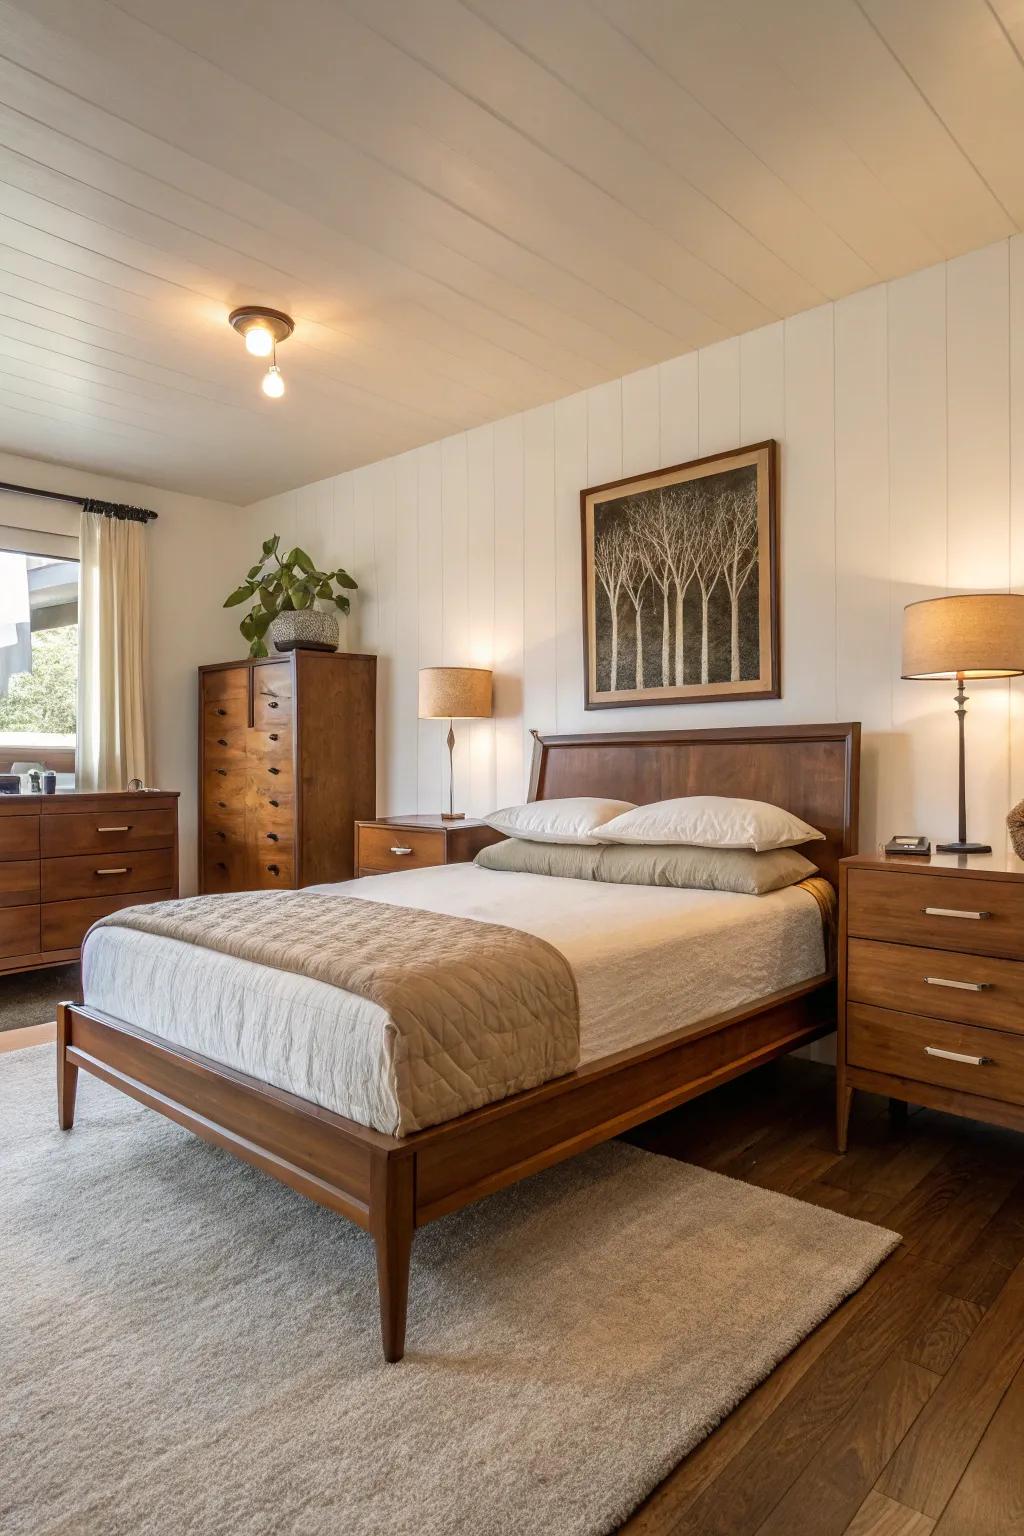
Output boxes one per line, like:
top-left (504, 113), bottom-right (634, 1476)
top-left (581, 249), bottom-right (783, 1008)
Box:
top-left (0, 479), bottom-right (158, 524)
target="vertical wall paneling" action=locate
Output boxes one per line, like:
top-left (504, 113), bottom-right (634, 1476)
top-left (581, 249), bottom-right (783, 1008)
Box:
top-left (417, 443), bottom-right (444, 814)
top-left (781, 304), bottom-right (837, 725)
top-left (947, 242), bottom-right (1011, 854)
top-left (697, 337), bottom-right (741, 455)
top-left (441, 434), bottom-right (471, 812)
top-left (835, 284), bottom-right (890, 843)
top-left (392, 451), bottom-right (419, 816)
top-left (1010, 236), bottom-right (1024, 832)
top-left (887, 260), bottom-right (950, 845)
top-left (523, 406), bottom-right (558, 757)
top-left (467, 424), bottom-right (496, 817)
top-left (658, 352), bottom-right (699, 468)
top-left (331, 472), bottom-right (355, 652)
top-left (621, 365), bottom-right (661, 476)
top-left (492, 414), bottom-right (526, 807)
top-left (554, 391), bottom-right (589, 734)
top-left (247, 239), bottom-right (1024, 861)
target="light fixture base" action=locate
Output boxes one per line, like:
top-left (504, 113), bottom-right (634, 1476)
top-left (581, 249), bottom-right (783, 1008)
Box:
top-left (440, 811), bottom-right (466, 821)
top-left (228, 306), bottom-right (295, 344)
top-left (936, 840), bottom-right (991, 855)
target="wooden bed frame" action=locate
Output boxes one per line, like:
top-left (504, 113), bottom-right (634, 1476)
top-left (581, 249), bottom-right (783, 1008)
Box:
top-left (57, 722), bottom-right (860, 1362)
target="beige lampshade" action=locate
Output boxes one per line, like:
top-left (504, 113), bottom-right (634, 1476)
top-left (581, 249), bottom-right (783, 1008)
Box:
top-left (902, 593), bottom-right (1024, 680)
top-left (418, 666), bottom-right (492, 719)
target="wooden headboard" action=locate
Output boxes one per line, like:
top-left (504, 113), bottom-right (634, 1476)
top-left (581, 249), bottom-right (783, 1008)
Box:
top-left (527, 722), bottom-right (860, 885)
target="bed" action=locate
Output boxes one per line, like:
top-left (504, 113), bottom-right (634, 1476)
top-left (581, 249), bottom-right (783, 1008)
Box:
top-left (57, 722), bottom-right (860, 1361)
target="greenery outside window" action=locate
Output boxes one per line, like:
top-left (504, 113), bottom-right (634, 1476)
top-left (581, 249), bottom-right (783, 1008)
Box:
top-left (0, 548), bottom-right (78, 779)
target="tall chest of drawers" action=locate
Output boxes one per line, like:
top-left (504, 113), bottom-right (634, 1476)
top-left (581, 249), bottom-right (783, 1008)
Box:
top-left (837, 853), bottom-right (1024, 1148)
top-left (199, 650), bottom-right (376, 894)
top-left (0, 790), bottom-right (179, 976)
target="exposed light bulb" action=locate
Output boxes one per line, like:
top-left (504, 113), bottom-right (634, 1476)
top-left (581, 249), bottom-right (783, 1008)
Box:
top-left (244, 324), bottom-right (274, 358)
top-left (261, 363), bottom-right (285, 399)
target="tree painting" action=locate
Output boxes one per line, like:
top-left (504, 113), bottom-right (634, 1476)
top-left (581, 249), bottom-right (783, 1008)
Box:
top-left (582, 443), bottom-right (778, 708)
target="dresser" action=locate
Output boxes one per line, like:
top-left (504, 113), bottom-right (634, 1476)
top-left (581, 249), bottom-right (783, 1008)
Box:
top-left (354, 815), bottom-right (502, 877)
top-left (200, 650), bottom-right (376, 894)
top-left (0, 789), bottom-right (179, 976)
top-left (837, 852), bottom-right (1024, 1149)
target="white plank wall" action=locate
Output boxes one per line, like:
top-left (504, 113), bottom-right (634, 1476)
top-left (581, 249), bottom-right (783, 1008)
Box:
top-left (247, 236), bottom-right (1024, 860)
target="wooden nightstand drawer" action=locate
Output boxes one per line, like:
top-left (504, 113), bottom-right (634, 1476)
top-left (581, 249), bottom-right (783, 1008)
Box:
top-left (848, 1002), bottom-right (1024, 1107)
top-left (848, 938), bottom-right (1024, 1036)
top-left (42, 849), bottom-right (175, 902)
top-left (847, 867), bottom-right (1024, 960)
top-left (0, 815), bottom-right (38, 861)
top-left (358, 825), bottom-right (445, 873)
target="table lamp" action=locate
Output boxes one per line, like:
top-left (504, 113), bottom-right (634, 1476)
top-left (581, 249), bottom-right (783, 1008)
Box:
top-left (902, 593), bottom-right (1024, 853)
top-left (418, 666), bottom-right (492, 820)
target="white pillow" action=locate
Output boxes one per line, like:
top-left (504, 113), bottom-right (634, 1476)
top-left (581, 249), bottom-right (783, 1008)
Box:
top-left (486, 796), bottom-right (636, 846)
top-left (592, 795), bottom-right (825, 853)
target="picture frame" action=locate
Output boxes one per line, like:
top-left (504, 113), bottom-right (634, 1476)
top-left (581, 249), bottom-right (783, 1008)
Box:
top-left (581, 440), bottom-right (779, 710)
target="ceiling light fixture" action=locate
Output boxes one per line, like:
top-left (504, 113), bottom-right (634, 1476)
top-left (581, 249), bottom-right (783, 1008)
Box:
top-left (228, 306), bottom-right (294, 399)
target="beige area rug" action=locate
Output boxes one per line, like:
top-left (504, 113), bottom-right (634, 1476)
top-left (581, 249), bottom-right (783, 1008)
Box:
top-left (3, 1045), bottom-right (899, 1536)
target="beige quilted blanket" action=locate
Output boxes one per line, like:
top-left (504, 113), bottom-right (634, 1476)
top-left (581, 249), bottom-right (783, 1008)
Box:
top-left (92, 890), bottom-right (581, 1134)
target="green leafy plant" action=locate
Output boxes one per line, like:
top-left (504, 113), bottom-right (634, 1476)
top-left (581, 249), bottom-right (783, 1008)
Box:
top-left (224, 535), bottom-right (357, 658)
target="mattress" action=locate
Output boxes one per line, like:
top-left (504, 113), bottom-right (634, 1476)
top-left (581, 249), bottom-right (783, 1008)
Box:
top-left (81, 864), bottom-right (829, 1136)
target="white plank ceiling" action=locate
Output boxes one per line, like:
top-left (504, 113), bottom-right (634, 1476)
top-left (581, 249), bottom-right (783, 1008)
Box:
top-left (0, 0), bottom-right (1023, 503)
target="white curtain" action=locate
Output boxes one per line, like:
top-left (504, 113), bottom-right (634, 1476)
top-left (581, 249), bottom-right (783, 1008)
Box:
top-left (76, 512), bottom-right (150, 791)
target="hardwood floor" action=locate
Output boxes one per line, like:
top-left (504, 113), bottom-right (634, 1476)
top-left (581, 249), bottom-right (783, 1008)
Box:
top-left (3, 1026), bottom-right (1019, 1532)
top-left (620, 1056), bottom-right (1024, 1536)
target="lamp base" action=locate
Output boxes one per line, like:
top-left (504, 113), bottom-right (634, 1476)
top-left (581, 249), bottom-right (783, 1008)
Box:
top-left (936, 839), bottom-right (991, 854)
top-left (440, 811), bottom-right (466, 822)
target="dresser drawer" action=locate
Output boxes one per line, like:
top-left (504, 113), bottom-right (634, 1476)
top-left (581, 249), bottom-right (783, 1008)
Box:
top-left (43, 890), bottom-right (174, 952)
top-left (0, 904), bottom-right (39, 958)
top-left (42, 849), bottom-right (175, 902)
top-left (848, 1002), bottom-right (1024, 1107)
top-left (202, 724), bottom-right (246, 766)
top-left (847, 868), bottom-right (1024, 960)
top-left (0, 859), bottom-right (39, 909)
top-left (253, 663), bottom-right (292, 729)
top-left (357, 825), bottom-right (445, 874)
top-left (202, 667), bottom-right (247, 702)
top-left (848, 938), bottom-right (1024, 1036)
top-left (40, 808), bottom-right (176, 858)
top-left (0, 814), bottom-right (38, 860)
top-left (250, 850), bottom-right (294, 888)
top-left (203, 847), bottom-right (248, 894)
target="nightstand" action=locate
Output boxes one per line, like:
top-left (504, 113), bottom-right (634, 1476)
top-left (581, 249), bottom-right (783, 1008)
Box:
top-left (354, 815), bottom-right (503, 877)
top-left (837, 852), bottom-right (1024, 1151)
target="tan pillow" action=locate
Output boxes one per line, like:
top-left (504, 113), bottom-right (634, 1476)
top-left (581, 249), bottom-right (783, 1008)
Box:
top-left (485, 796), bottom-right (635, 845)
top-left (595, 843), bottom-right (818, 895)
top-left (477, 838), bottom-right (817, 895)
top-left (475, 838), bottom-right (604, 880)
top-left (593, 795), bottom-right (825, 852)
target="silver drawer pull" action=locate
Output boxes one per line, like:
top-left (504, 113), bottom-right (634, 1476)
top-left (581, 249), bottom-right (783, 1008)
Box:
top-left (97, 825), bottom-right (130, 833)
top-left (923, 906), bottom-right (991, 920)
top-left (389, 845), bottom-right (414, 856)
top-left (925, 976), bottom-right (993, 992)
top-left (95, 867), bottom-right (129, 876)
top-left (925, 1045), bottom-right (993, 1066)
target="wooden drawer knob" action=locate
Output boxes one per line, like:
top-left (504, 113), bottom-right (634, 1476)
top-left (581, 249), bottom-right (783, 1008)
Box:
top-left (269, 733), bottom-right (279, 741)
top-left (269, 799), bottom-right (279, 808)
top-left (266, 832), bottom-right (279, 842)
top-left (217, 737), bottom-right (228, 747)
top-left (267, 863), bottom-right (280, 875)
top-left (216, 708), bottom-right (227, 716)
top-left (267, 701), bottom-right (279, 710)
top-left (216, 768), bottom-right (227, 776)
top-left (268, 766), bottom-right (280, 776)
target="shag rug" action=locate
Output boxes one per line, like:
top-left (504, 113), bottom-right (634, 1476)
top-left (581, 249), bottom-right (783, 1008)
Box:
top-left (0, 962), bottom-right (78, 1032)
top-left (2, 1045), bottom-right (899, 1536)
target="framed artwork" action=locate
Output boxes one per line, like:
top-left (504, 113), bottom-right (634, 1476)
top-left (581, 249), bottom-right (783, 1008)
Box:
top-left (581, 440), bottom-right (779, 710)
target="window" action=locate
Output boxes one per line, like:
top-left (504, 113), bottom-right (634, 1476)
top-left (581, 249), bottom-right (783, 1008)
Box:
top-left (0, 532), bottom-right (79, 782)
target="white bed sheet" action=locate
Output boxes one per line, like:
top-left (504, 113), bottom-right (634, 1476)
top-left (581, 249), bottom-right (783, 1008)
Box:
top-left (82, 864), bottom-right (827, 1136)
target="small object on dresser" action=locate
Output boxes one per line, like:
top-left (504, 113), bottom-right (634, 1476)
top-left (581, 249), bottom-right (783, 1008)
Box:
top-left (884, 835), bottom-right (931, 857)
top-left (28, 770), bottom-right (41, 794)
top-left (0, 773), bottom-right (19, 794)
top-left (42, 771), bottom-right (56, 795)
top-left (1009, 800), bottom-right (1024, 860)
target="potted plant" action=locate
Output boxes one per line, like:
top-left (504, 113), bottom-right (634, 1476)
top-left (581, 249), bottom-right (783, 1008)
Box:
top-left (224, 535), bottom-right (358, 657)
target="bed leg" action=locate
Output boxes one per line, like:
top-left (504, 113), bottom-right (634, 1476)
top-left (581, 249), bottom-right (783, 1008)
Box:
top-left (370, 1152), bottom-right (415, 1364)
top-left (56, 1003), bottom-right (78, 1131)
